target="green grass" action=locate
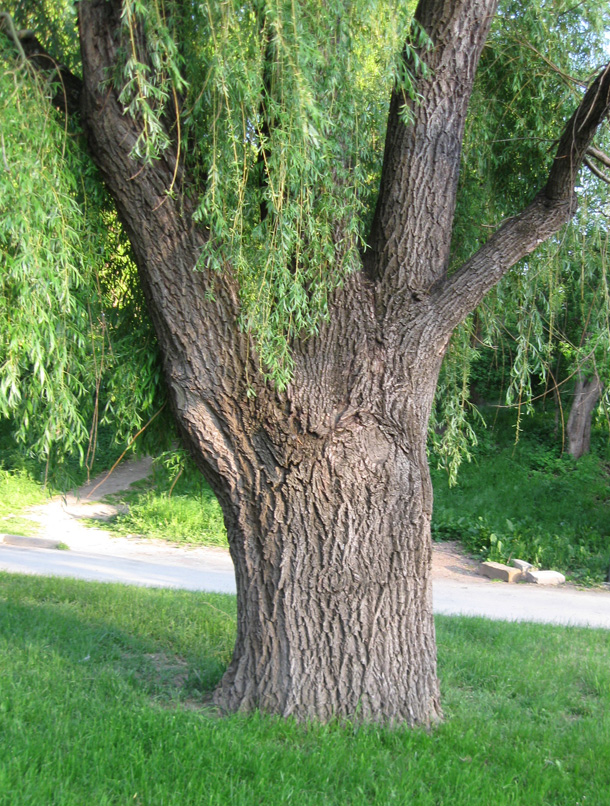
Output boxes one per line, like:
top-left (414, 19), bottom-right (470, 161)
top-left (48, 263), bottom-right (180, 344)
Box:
top-left (104, 474), bottom-right (228, 548)
top-left (1, 572), bottom-right (609, 805)
top-left (432, 412), bottom-right (610, 584)
top-left (0, 468), bottom-right (47, 537)
top-left (100, 451), bottom-right (228, 547)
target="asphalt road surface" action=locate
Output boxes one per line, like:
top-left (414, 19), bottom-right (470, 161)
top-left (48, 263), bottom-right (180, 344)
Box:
top-left (2, 541), bottom-right (610, 629)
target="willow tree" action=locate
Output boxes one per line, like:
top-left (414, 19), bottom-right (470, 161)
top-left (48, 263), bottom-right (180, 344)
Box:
top-left (3, 0), bottom-right (610, 725)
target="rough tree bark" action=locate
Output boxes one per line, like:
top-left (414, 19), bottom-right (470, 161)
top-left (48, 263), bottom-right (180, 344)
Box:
top-left (567, 371), bottom-right (603, 459)
top-left (71, 0), bottom-right (610, 725)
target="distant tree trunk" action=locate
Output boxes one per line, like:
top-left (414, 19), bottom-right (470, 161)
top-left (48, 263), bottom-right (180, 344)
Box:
top-left (75, 0), bottom-right (610, 725)
top-left (567, 371), bottom-right (602, 459)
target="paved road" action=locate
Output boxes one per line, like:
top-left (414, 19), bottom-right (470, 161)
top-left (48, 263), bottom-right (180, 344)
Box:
top-left (2, 541), bottom-right (610, 629)
top-left (0, 542), bottom-right (237, 594)
top-left (433, 576), bottom-right (610, 628)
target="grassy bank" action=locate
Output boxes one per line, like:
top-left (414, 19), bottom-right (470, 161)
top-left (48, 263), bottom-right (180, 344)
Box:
top-left (432, 411), bottom-right (610, 584)
top-left (1, 573), bottom-right (609, 805)
top-left (105, 480), bottom-right (227, 548)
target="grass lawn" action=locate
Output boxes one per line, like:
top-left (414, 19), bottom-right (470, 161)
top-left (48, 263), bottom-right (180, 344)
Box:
top-left (1, 573), bottom-right (609, 805)
top-left (0, 469), bottom-right (48, 537)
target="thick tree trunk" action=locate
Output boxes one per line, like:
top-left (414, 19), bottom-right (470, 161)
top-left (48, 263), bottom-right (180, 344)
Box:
top-left (567, 372), bottom-right (602, 459)
top-left (214, 416), bottom-right (441, 724)
top-left (77, 0), bottom-right (443, 724)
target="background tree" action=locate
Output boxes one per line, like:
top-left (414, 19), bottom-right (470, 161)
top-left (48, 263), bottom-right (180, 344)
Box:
top-left (1, 0), bottom-right (609, 726)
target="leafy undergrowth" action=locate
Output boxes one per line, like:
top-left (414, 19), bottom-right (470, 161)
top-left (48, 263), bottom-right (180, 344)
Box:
top-left (432, 413), bottom-right (610, 585)
top-left (1, 573), bottom-right (609, 806)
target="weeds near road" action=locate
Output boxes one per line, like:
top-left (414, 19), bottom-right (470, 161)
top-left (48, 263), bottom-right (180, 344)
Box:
top-left (105, 485), bottom-right (228, 547)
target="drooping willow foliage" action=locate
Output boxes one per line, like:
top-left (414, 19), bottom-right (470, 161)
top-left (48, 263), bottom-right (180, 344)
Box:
top-left (1, 0), bottom-right (609, 480)
top-left (117, 0), bottom-right (420, 385)
top-left (0, 0), bottom-right (419, 473)
top-left (0, 28), bottom-right (162, 481)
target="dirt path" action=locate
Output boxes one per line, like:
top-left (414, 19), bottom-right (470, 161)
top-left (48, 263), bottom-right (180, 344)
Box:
top-left (17, 458), bottom-right (226, 566)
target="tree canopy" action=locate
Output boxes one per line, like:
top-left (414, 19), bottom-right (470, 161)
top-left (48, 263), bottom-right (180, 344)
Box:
top-left (1, 0), bottom-right (609, 476)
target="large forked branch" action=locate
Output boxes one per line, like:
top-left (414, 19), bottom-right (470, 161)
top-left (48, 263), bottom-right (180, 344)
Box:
top-left (77, 0), bottom-right (258, 482)
top-left (433, 62), bottom-right (610, 338)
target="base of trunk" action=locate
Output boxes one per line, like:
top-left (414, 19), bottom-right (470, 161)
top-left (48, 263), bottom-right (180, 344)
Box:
top-left (213, 501), bottom-right (441, 724)
top-left (212, 592), bottom-right (442, 725)
top-left (211, 418), bottom-right (442, 726)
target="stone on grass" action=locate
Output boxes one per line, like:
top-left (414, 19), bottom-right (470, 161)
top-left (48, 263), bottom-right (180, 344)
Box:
top-left (480, 561), bottom-right (523, 583)
top-left (525, 569), bottom-right (566, 586)
top-left (512, 559), bottom-right (535, 573)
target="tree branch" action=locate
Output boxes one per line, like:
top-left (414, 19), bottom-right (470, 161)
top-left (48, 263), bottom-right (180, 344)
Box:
top-left (584, 156), bottom-right (610, 184)
top-left (77, 0), bottom-right (255, 448)
top-left (366, 0), bottom-right (498, 297)
top-left (432, 61), bottom-right (610, 338)
top-left (587, 145), bottom-right (610, 170)
top-left (545, 63), bottom-right (610, 200)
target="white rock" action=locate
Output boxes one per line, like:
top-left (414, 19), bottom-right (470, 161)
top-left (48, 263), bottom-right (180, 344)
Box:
top-left (525, 569), bottom-right (566, 586)
top-left (512, 559), bottom-right (535, 573)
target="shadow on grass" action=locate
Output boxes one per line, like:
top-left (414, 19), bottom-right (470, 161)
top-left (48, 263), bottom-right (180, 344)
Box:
top-left (0, 573), bottom-right (235, 703)
top-left (1, 572), bottom-right (610, 806)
